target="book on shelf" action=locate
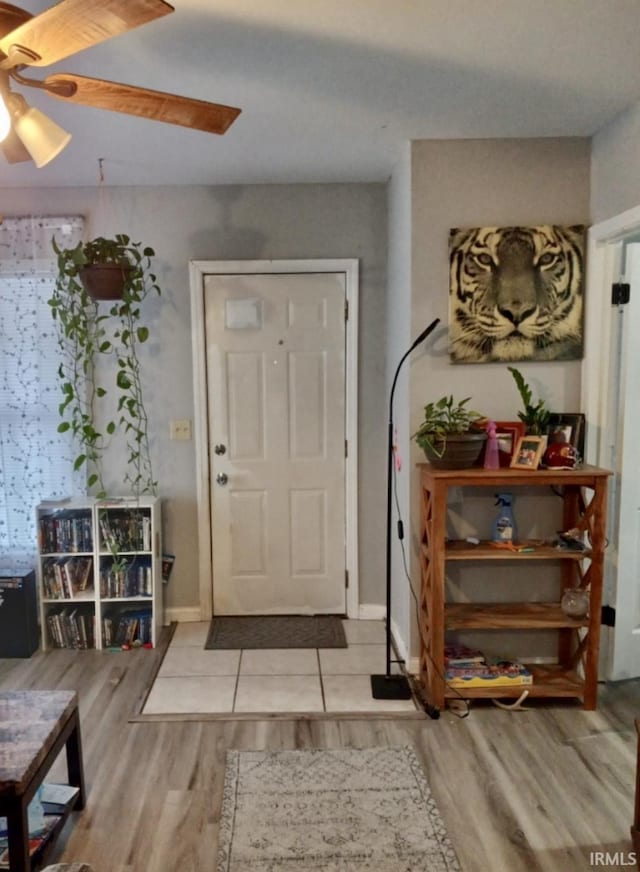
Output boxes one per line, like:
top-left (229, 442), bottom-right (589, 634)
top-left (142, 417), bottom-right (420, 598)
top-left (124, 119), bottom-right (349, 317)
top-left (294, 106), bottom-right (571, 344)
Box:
top-left (41, 782), bottom-right (80, 813)
top-left (444, 644), bottom-right (486, 666)
top-left (445, 659), bottom-right (533, 688)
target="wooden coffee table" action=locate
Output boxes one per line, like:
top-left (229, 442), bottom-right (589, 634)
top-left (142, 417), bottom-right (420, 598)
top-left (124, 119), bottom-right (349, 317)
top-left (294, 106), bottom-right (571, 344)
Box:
top-left (0, 691), bottom-right (86, 872)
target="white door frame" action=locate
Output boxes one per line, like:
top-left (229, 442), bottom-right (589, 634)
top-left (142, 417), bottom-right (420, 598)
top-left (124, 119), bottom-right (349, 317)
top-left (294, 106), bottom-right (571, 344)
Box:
top-left (190, 258), bottom-right (360, 620)
top-left (581, 204), bottom-right (640, 461)
top-left (581, 203), bottom-right (640, 679)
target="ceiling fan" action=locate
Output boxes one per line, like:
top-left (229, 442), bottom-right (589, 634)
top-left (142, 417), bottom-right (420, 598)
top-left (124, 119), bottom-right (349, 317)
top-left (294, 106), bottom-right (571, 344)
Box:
top-left (0, 0), bottom-right (241, 167)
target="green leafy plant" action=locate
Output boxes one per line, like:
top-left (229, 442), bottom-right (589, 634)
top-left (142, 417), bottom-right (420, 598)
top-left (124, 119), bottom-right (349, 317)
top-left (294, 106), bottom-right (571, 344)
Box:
top-left (80, 235), bottom-right (137, 265)
top-left (48, 234), bottom-right (160, 500)
top-left (508, 366), bottom-right (550, 435)
top-left (413, 395), bottom-right (485, 457)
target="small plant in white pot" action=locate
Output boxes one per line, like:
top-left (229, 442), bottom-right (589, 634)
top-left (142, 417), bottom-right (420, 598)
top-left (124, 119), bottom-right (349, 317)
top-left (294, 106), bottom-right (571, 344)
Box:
top-left (413, 395), bottom-right (487, 469)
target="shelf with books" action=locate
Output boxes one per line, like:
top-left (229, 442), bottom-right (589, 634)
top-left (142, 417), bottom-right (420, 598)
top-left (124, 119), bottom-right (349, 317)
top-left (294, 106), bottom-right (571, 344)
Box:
top-left (0, 783), bottom-right (81, 870)
top-left (444, 664), bottom-right (584, 700)
top-left (37, 504), bottom-right (94, 555)
top-left (418, 464), bottom-right (611, 711)
top-left (95, 498), bottom-right (161, 649)
top-left (45, 602), bottom-right (95, 650)
top-left (37, 497), bottom-right (162, 651)
top-left (101, 604), bottom-right (153, 649)
top-left (40, 555), bottom-right (94, 600)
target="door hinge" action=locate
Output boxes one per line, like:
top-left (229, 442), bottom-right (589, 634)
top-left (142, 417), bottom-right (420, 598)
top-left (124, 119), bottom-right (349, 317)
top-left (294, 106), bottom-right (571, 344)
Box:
top-left (345, 439), bottom-right (348, 458)
top-left (601, 605), bottom-right (616, 627)
top-left (611, 282), bottom-right (630, 305)
top-left (345, 570), bottom-right (349, 589)
top-left (344, 300), bottom-right (349, 321)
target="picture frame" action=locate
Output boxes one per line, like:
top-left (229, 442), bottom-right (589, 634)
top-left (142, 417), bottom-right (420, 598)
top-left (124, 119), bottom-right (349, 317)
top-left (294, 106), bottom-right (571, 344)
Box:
top-left (448, 225), bottom-right (585, 363)
top-left (510, 436), bottom-right (544, 470)
top-left (547, 413), bottom-right (585, 459)
top-left (494, 421), bottom-right (526, 467)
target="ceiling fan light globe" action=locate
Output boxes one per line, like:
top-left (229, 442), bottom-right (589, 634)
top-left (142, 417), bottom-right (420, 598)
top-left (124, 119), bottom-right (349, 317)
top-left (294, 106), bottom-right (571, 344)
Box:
top-left (0, 94), bottom-right (10, 142)
top-left (13, 106), bottom-right (70, 167)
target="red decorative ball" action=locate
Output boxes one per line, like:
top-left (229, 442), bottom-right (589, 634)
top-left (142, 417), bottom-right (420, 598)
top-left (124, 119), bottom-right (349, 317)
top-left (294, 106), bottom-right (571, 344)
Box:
top-left (543, 440), bottom-right (578, 469)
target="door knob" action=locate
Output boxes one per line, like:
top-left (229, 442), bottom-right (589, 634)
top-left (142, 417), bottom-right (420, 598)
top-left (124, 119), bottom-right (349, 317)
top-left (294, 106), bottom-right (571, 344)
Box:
top-left (214, 444), bottom-right (226, 455)
top-left (216, 472), bottom-right (228, 486)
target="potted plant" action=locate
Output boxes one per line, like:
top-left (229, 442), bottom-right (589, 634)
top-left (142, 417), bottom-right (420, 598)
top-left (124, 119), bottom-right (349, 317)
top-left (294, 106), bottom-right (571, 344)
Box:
top-left (508, 366), bottom-right (551, 435)
top-left (48, 234), bottom-right (161, 500)
top-left (413, 395), bottom-right (487, 469)
top-left (57, 234), bottom-right (154, 301)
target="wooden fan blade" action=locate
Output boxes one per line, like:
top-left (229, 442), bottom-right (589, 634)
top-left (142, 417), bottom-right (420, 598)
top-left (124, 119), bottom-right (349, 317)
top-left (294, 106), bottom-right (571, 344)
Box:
top-left (1, 126), bottom-right (31, 162)
top-left (0, 0), bottom-right (173, 69)
top-left (44, 73), bottom-right (241, 134)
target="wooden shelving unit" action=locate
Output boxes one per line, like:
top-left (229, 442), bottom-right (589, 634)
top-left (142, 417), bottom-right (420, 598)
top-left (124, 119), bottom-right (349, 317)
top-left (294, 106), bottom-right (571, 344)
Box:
top-left (418, 463), bottom-right (611, 711)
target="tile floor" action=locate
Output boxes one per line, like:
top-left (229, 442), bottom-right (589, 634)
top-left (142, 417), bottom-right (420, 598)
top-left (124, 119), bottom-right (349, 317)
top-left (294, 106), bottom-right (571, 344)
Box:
top-left (142, 619), bottom-right (419, 715)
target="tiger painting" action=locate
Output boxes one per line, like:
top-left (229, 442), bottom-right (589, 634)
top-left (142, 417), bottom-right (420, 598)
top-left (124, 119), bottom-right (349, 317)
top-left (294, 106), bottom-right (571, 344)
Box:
top-left (449, 225), bottom-right (585, 363)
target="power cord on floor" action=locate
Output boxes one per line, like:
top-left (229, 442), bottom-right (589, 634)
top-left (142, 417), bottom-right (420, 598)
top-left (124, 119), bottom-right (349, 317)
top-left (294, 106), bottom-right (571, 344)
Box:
top-left (392, 463), bottom-right (470, 720)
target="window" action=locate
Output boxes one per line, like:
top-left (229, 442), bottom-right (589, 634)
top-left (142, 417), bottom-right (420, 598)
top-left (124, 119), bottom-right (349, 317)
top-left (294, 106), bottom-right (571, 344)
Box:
top-left (0, 216), bottom-right (84, 566)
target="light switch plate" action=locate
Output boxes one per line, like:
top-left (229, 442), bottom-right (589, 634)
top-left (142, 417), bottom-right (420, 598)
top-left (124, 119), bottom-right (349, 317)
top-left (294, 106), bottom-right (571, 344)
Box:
top-left (170, 419), bottom-right (192, 441)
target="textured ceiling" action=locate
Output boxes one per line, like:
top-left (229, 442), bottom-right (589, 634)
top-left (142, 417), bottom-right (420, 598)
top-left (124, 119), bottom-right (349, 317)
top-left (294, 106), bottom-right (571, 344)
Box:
top-left (1, 0), bottom-right (639, 188)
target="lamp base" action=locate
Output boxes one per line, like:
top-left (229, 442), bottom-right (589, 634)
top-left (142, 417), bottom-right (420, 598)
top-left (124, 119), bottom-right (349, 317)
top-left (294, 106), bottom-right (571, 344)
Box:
top-left (371, 674), bottom-right (412, 700)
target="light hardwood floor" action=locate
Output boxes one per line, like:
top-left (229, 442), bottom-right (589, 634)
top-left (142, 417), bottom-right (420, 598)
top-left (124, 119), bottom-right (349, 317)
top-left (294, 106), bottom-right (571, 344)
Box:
top-left (1, 631), bottom-right (638, 872)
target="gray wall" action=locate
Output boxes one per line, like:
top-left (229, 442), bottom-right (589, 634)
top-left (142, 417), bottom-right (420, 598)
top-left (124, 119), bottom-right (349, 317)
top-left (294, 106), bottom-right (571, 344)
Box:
top-left (592, 98), bottom-right (640, 224)
top-left (402, 137), bottom-right (591, 658)
top-left (0, 183), bottom-right (388, 616)
top-left (386, 144), bottom-right (414, 651)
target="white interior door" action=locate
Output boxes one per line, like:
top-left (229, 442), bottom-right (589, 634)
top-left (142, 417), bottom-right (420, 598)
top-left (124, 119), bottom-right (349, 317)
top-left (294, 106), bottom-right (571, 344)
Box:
top-left (204, 272), bottom-right (346, 615)
top-left (608, 242), bottom-right (640, 679)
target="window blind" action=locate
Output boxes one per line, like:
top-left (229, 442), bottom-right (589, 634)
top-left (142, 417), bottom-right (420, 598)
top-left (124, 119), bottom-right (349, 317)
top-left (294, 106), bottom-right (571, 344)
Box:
top-left (0, 216), bottom-right (85, 567)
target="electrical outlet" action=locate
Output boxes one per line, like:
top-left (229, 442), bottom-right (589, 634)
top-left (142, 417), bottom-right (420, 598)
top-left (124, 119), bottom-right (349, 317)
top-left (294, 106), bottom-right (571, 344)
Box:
top-left (170, 419), bottom-right (192, 441)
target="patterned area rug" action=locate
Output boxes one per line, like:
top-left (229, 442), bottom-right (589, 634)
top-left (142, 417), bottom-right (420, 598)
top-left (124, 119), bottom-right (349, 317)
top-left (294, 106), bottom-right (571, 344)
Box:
top-left (216, 746), bottom-right (460, 871)
top-left (205, 615), bottom-right (347, 649)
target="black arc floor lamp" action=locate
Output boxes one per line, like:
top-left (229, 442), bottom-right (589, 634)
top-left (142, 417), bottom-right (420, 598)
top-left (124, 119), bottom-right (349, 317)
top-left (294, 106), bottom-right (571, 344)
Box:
top-left (371, 318), bottom-right (440, 705)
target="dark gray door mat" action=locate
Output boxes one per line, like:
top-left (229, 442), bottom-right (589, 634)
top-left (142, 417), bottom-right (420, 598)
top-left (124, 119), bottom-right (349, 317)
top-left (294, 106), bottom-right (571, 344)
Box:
top-left (204, 615), bottom-right (347, 649)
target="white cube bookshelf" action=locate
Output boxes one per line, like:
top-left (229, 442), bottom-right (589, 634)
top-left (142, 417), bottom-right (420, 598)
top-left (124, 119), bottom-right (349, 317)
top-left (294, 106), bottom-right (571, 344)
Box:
top-left (36, 497), bottom-right (162, 651)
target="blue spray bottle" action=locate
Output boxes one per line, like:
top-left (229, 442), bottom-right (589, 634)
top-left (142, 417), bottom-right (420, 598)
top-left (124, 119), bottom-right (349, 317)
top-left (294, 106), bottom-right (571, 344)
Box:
top-left (493, 493), bottom-right (516, 542)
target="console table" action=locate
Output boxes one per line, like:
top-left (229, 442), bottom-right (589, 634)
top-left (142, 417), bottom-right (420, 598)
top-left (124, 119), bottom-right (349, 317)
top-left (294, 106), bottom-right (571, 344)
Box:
top-left (0, 691), bottom-right (86, 872)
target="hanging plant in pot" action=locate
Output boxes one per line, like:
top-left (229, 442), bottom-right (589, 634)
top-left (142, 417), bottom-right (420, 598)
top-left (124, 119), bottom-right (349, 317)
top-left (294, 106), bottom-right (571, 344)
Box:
top-left (413, 395), bottom-right (487, 469)
top-left (49, 233), bottom-right (161, 499)
top-left (57, 234), bottom-right (153, 301)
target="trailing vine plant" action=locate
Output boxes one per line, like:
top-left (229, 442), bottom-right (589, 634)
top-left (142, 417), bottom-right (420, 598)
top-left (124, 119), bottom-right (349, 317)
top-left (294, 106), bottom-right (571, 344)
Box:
top-left (48, 234), bottom-right (160, 502)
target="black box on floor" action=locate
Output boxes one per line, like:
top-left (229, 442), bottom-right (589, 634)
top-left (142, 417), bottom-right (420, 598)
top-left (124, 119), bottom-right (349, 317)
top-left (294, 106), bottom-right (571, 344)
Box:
top-left (0, 567), bottom-right (39, 657)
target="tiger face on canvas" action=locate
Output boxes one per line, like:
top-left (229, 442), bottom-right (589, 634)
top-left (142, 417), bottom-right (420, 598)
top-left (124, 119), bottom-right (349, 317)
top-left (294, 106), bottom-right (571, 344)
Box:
top-left (448, 225), bottom-right (585, 363)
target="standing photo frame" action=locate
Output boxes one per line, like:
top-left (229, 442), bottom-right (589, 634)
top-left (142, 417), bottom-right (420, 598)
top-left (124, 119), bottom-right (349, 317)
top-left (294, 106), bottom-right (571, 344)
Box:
top-left (510, 436), bottom-right (545, 470)
top-left (494, 421), bottom-right (526, 467)
top-left (547, 413), bottom-right (585, 459)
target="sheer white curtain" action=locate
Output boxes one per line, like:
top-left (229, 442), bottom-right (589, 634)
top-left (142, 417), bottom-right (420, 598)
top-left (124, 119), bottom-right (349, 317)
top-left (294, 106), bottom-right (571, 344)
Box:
top-left (0, 216), bottom-right (85, 567)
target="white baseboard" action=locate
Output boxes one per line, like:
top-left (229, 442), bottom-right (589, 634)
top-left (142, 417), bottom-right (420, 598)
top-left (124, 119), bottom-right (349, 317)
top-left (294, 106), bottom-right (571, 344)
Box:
top-left (358, 605), bottom-right (418, 676)
top-left (357, 603), bottom-right (385, 621)
top-left (163, 606), bottom-right (203, 625)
